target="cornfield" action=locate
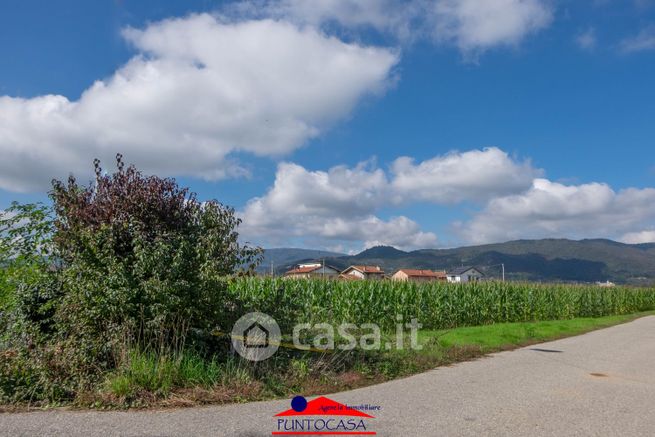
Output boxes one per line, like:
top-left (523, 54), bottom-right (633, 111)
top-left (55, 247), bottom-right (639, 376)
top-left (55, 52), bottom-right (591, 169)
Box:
top-left (227, 278), bottom-right (655, 331)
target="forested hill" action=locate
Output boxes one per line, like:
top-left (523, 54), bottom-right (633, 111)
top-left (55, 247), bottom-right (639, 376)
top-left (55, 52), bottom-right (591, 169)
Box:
top-left (261, 239), bottom-right (655, 284)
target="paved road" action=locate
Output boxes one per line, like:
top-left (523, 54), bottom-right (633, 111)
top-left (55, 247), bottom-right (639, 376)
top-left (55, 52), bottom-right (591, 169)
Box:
top-left (3, 316), bottom-right (655, 436)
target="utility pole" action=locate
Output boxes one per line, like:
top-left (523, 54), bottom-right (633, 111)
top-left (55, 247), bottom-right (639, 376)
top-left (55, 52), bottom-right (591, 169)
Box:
top-left (501, 263), bottom-right (505, 282)
top-left (270, 260), bottom-right (274, 277)
top-left (322, 258), bottom-right (325, 279)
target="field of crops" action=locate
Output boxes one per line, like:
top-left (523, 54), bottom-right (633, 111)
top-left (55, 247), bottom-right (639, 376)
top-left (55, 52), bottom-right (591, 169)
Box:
top-left (227, 278), bottom-right (655, 331)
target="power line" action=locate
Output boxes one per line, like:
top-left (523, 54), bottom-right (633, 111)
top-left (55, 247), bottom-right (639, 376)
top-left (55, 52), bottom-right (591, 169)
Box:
top-left (483, 263), bottom-right (505, 281)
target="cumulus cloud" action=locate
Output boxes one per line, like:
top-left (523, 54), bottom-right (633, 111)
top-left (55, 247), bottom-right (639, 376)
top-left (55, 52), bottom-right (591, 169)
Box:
top-left (233, 0), bottom-right (553, 56)
top-left (0, 14), bottom-right (398, 192)
top-left (429, 0), bottom-right (553, 57)
top-left (619, 25), bottom-right (655, 53)
top-left (390, 147), bottom-right (541, 204)
top-left (240, 148), bottom-right (540, 249)
top-left (326, 215), bottom-right (439, 250)
top-left (233, 0), bottom-right (422, 40)
top-left (240, 162), bottom-right (436, 250)
top-left (243, 161), bottom-right (388, 220)
top-left (240, 148), bottom-right (655, 249)
top-left (621, 230), bottom-right (655, 244)
top-left (575, 27), bottom-right (597, 51)
top-left (460, 178), bottom-right (655, 244)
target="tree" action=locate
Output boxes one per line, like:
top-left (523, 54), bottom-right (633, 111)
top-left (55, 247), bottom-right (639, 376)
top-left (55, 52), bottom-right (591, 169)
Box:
top-left (0, 202), bottom-right (56, 326)
top-left (48, 154), bottom-right (262, 351)
top-left (0, 155), bottom-right (262, 374)
top-left (1, 155), bottom-right (262, 399)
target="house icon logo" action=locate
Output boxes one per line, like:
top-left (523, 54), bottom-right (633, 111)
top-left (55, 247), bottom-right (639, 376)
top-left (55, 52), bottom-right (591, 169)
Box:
top-left (244, 322), bottom-right (270, 348)
top-left (231, 312), bottom-right (280, 361)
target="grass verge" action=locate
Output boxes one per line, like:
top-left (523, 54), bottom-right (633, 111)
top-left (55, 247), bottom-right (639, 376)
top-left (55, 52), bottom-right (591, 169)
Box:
top-left (4, 312), bottom-right (653, 410)
top-left (420, 311), bottom-right (655, 352)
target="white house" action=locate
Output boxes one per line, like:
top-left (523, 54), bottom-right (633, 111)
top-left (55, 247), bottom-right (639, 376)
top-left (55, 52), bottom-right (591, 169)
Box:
top-left (446, 266), bottom-right (484, 283)
top-left (391, 269), bottom-right (447, 282)
top-left (284, 262), bottom-right (340, 279)
top-left (340, 265), bottom-right (385, 280)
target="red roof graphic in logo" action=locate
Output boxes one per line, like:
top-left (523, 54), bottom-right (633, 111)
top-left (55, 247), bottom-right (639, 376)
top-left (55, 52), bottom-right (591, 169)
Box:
top-left (275, 396), bottom-right (374, 418)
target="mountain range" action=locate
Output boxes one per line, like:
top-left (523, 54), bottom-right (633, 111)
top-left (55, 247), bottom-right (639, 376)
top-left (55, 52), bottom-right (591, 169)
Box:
top-left (259, 239), bottom-right (655, 284)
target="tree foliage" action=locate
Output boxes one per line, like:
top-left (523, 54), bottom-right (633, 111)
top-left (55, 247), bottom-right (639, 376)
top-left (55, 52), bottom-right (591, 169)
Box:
top-left (1, 155), bottom-right (262, 402)
top-left (0, 202), bottom-right (55, 318)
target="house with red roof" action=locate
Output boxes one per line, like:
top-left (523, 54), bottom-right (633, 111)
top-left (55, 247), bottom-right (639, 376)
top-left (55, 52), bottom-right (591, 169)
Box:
top-left (340, 265), bottom-right (385, 280)
top-left (391, 269), bottom-right (447, 282)
top-left (284, 262), bottom-right (340, 279)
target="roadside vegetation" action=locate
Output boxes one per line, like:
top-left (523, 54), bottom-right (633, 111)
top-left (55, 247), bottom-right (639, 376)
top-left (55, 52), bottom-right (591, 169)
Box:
top-left (1, 156), bottom-right (655, 409)
top-left (421, 312), bottom-right (654, 351)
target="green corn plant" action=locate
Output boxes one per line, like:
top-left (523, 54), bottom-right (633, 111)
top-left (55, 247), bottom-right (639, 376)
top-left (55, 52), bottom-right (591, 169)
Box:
top-left (227, 278), bottom-right (655, 331)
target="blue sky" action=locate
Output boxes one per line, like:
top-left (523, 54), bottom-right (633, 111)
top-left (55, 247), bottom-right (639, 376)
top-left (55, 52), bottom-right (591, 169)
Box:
top-left (1, 0), bottom-right (655, 252)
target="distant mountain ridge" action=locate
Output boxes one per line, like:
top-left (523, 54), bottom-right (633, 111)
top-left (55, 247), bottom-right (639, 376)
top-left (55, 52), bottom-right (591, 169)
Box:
top-left (260, 239), bottom-right (655, 284)
top-left (259, 248), bottom-right (346, 273)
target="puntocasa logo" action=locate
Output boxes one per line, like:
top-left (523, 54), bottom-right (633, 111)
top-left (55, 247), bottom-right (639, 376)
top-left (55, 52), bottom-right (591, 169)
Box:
top-left (273, 395), bottom-right (379, 435)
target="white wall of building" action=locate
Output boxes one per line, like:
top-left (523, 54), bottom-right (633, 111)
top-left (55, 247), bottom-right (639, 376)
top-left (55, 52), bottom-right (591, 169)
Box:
top-left (447, 269), bottom-right (483, 283)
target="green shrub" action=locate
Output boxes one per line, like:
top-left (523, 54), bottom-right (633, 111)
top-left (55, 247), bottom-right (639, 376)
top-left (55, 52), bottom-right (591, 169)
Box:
top-left (48, 156), bottom-right (261, 357)
top-left (0, 269), bottom-right (12, 313)
top-left (0, 345), bottom-right (78, 404)
top-left (1, 202), bottom-right (57, 335)
top-left (0, 156), bottom-right (262, 404)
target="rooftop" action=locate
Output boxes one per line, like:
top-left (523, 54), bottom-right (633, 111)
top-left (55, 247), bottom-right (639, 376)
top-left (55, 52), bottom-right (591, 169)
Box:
top-left (349, 265), bottom-right (385, 274)
top-left (397, 269), bottom-right (446, 278)
top-left (285, 265), bottom-right (321, 274)
top-left (448, 266), bottom-right (482, 276)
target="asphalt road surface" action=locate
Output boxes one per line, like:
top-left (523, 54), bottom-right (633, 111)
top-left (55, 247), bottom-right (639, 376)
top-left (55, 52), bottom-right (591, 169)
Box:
top-left (3, 316), bottom-right (655, 436)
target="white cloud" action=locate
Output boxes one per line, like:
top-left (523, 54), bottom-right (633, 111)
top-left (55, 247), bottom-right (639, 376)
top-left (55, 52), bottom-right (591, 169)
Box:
top-left (460, 178), bottom-right (655, 244)
top-left (243, 161), bottom-right (388, 219)
top-left (429, 0), bottom-right (553, 57)
top-left (239, 148), bottom-right (655, 249)
top-left (240, 161), bottom-right (437, 250)
top-left (241, 163), bottom-right (437, 249)
top-left (390, 147), bottom-right (541, 204)
top-left (619, 25), bottom-right (655, 53)
top-left (233, 0), bottom-right (554, 56)
top-left (575, 27), bottom-right (597, 51)
top-left (240, 148), bottom-right (540, 249)
top-left (233, 0), bottom-right (422, 41)
top-left (621, 230), bottom-right (655, 244)
top-left (0, 14), bottom-right (398, 192)
top-left (318, 215), bottom-right (439, 250)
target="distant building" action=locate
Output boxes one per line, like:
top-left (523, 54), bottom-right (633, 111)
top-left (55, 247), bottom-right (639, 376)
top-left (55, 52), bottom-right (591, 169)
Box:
top-left (340, 265), bottom-right (385, 280)
top-left (446, 266), bottom-right (484, 283)
top-left (392, 269), bottom-right (447, 282)
top-left (596, 280), bottom-right (616, 287)
top-left (284, 262), bottom-right (340, 279)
